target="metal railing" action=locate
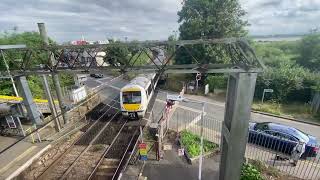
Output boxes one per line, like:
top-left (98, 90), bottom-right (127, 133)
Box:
top-left (168, 109), bottom-right (320, 180)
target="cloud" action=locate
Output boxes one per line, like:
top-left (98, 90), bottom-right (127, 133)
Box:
top-left (241, 0), bottom-right (320, 35)
top-left (0, 0), bottom-right (319, 42)
top-left (0, 0), bottom-right (182, 42)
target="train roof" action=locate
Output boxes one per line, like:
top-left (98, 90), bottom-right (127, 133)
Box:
top-left (122, 73), bottom-right (156, 90)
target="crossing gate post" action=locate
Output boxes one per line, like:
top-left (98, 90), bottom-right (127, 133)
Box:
top-left (219, 73), bottom-right (257, 180)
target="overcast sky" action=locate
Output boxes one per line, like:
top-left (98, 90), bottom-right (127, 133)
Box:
top-left (0, 0), bottom-right (319, 42)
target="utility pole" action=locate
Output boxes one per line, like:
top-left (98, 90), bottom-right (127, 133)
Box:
top-left (37, 23), bottom-right (68, 125)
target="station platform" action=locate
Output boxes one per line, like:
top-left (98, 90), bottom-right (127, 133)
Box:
top-left (0, 136), bottom-right (50, 180)
top-left (0, 118), bottom-right (87, 180)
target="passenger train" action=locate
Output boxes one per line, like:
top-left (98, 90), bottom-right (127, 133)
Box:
top-left (120, 48), bottom-right (167, 119)
top-left (120, 73), bottom-right (158, 119)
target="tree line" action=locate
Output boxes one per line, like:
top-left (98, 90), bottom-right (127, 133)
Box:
top-left (174, 0), bottom-right (320, 105)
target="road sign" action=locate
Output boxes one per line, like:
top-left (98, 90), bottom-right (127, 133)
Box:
top-left (178, 148), bottom-right (184, 156)
top-left (139, 143), bottom-right (147, 149)
top-left (140, 155), bottom-right (147, 161)
top-left (264, 89), bottom-right (274, 93)
top-left (262, 89), bottom-right (274, 103)
top-left (139, 142), bottom-right (147, 160)
top-left (196, 73), bottom-right (201, 81)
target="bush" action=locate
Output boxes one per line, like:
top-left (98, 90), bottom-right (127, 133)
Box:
top-left (254, 62), bottom-right (319, 103)
top-left (180, 130), bottom-right (218, 158)
top-left (241, 163), bottom-right (264, 180)
top-left (205, 75), bottom-right (228, 92)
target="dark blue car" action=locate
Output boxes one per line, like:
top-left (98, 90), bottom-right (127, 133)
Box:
top-left (248, 122), bottom-right (318, 158)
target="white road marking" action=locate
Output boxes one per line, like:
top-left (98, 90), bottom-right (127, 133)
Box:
top-left (103, 84), bottom-right (121, 91)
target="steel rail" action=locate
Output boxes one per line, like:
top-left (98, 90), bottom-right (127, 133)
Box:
top-left (59, 111), bottom-right (122, 179)
top-left (87, 121), bottom-right (130, 180)
top-left (36, 100), bottom-right (118, 179)
top-left (111, 129), bottom-right (139, 180)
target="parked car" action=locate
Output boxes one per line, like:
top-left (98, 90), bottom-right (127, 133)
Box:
top-left (248, 122), bottom-right (319, 158)
top-left (90, 74), bottom-right (104, 78)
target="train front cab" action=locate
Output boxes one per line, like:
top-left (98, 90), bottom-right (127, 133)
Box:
top-left (120, 88), bottom-right (146, 119)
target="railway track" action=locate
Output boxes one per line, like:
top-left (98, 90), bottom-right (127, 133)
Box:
top-left (36, 95), bottom-right (142, 180)
top-left (88, 125), bottom-right (140, 180)
top-left (37, 98), bottom-right (120, 180)
top-left (61, 116), bottom-right (127, 179)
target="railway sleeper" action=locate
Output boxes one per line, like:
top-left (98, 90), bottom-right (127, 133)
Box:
top-left (95, 159), bottom-right (120, 179)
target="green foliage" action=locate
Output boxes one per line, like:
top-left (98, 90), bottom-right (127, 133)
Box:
top-left (104, 40), bottom-right (151, 67)
top-left (0, 32), bottom-right (52, 70)
top-left (59, 74), bottom-right (75, 87)
top-left (0, 80), bottom-right (15, 95)
top-left (0, 32), bottom-right (73, 98)
top-left (180, 130), bottom-right (218, 158)
top-left (178, 0), bottom-right (248, 40)
top-left (167, 35), bottom-right (178, 55)
top-left (254, 39), bottom-right (320, 103)
top-left (205, 75), bottom-right (227, 92)
top-left (133, 51), bottom-right (152, 66)
top-left (241, 163), bottom-right (264, 180)
top-left (27, 75), bottom-right (44, 99)
top-left (175, 0), bottom-right (248, 65)
top-left (297, 33), bottom-right (320, 71)
top-left (253, 41), bottom-right (298, 68)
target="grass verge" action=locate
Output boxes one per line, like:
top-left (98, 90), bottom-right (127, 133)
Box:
top-left (252, 101), bottom-right (320, 123)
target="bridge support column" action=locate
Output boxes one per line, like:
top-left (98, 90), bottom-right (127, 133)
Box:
top-left (15, 76), bottom-right (42, 125)
top-left (38, 23), bottom-right (68, 125)
top-left (219, 72), bottom-right (257, 180)
top-left (41, 75), bottom-right (61, 132)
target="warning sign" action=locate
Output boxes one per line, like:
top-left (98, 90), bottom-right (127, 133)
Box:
top-left (139, 143), bottom-right (147, 161)
top-left (178, 148), bottom-right (184, 156)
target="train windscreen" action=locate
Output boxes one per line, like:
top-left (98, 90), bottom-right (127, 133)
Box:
top-left (122, 91), bottom-right (141, 104)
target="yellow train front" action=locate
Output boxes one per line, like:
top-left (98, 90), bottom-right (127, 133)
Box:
top-left (120, 74), bottom-right (156, 119)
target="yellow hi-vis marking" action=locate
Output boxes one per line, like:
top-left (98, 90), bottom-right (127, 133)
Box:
top-left (123, 104), bottom-right (141, 111)
top-left (122, 88), bottom-right (140, 92)
top-left (0, 95), bottom-right (58, 103)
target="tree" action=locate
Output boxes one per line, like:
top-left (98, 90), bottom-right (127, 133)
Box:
top-left (297, 33), bottom-right (320, 72)
top-left (0, 32), bottom-right (73, 98)
top-left (175, 0), bottom-right (248, 65)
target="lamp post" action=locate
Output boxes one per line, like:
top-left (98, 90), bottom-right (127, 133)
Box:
top-left (166, 94), bottom-right (205, 180)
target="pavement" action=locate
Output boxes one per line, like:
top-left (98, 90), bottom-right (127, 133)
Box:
top-left (142, 132), bottom-right (220, 180)
top-left (0, 138), bottom-right (50, 180)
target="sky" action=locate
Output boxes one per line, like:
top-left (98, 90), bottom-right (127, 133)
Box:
top-left (0, 0), bottom-right (319, 42)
